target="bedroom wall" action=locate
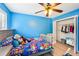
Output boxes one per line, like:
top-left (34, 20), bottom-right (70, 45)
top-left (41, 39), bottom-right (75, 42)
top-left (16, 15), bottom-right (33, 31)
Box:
top-left (11, 12), bottom-right (52, 38)
top-left (52, 8), bottom-right (79, 52)
top-left (0, 3), bottom-right (12, 29)
top-left (52, 9), bottom-right (79, 20)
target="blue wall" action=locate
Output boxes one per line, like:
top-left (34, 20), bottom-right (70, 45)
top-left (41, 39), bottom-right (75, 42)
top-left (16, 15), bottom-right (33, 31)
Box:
top-left (0, 3), bottom-right (12, 29)
top-left (52, 9), bottom-right (79, 20)
top-left (11, 12), bottom-right (52, 38)
top-left (0, 3), bottom-right (52, 38)
top-left (52, 8), bottom-right (79, 52)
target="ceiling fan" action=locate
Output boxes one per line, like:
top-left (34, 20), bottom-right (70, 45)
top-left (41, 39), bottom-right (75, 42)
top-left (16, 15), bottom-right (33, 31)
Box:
top-left (35, 3), bottom-right (63, 17)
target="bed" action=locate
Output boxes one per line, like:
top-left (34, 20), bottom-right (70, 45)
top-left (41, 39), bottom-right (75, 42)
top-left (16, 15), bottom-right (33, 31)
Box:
top-left (10, 38), bottom-right (53, 56)
top-left (10, 39), bottom-right (53, 56)
top-left (4, 35), bottom-right (54, 56)
top-left (22, 39), bottom-right (53, 56)
top-left (0, 33), bottom-right (54, 56)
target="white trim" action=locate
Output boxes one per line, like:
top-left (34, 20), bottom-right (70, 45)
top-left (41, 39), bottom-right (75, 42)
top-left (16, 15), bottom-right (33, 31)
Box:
top-left (54, 15), bottom-right (78, 53)
top-left (0, 8), bottom-right (7, 30)
top-left (76, 15), bottom-right (79, 53)
top-left (53, 15), bottom-right (78, 22)
top-left (74, 16), bottom-right (78, 53)
top-left (74, 15), bottom-right (79, 53)
top-left (53, 21), bottom-right (57, 42)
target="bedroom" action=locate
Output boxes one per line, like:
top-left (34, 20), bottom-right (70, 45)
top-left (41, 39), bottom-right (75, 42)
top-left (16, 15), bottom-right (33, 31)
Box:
top-left (0, 3), bottom-right (79, 56)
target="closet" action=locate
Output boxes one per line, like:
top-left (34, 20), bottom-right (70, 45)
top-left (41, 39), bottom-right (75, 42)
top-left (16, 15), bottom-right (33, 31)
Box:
top-left (56, 17), bottom-right (75, 46)
top-left (53, 16), bottom-right (78, 53)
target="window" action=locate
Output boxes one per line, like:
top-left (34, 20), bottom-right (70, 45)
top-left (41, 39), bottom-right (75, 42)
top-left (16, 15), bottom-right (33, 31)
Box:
top-left (0, 9), bottom-right (7, 30)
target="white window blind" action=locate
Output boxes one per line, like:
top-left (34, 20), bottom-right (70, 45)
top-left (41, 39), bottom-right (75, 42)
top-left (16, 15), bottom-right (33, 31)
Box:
top-left (0, 9), bottom-right (7, 30)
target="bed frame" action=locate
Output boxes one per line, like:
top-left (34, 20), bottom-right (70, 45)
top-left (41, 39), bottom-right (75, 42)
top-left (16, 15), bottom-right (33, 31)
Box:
top-left (31, 48), bottom-right (53, 56)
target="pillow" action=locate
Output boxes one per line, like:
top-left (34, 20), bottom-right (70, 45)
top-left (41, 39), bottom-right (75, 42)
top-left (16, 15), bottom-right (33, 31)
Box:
top-left (12, 39), bottom-right (20, 48)
top-left (14, 34), bottom-right (21, 39)
top-left (39, 34), bottom-right (47, 41)
top-left (46, 34), bottom-right (54, 43)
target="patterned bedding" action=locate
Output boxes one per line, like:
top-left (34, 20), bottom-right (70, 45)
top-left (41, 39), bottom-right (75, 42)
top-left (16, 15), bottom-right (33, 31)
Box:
top-left (10, 39), bottom-right (53, 56)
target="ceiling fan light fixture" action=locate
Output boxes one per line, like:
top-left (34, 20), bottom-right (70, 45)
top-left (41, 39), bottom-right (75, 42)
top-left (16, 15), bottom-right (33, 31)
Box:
top-left (44, 10), bottom-right (47, 15)
top-left (49, 9), bottom-right (52, 16)
top-left (35, 3), bottom-right (63, 17)
top-left (44, 9), bottom-right (52, 17)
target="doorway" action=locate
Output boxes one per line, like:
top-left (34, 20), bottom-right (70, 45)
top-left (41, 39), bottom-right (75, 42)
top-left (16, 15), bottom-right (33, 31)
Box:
top-left (53, 16), bottom-right (77, 53)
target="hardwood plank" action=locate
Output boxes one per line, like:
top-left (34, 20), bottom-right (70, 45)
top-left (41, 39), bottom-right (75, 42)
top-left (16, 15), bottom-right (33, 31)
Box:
top-left (52, 41), bottom-right (78, 56)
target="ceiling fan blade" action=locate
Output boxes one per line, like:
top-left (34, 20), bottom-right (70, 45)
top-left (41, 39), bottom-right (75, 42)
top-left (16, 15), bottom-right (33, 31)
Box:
top-left (46, 12), bottom-right (49, 17)
top-left (39, 3), bottom-right (45, 7)
top-left (47, 3), bottom-right (51, 6)
top-left (46, 10), bottom-right (49, 17)
top-left (35, 10), bottom-right (44, 14)
top-left (52, 3), bottom-right (61, 7)
top-left (53, 9), bottom-right (63, 13)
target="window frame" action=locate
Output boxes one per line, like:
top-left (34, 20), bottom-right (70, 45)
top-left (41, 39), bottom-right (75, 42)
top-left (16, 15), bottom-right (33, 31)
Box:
top-left (0, 8), bottom-right (7, 30)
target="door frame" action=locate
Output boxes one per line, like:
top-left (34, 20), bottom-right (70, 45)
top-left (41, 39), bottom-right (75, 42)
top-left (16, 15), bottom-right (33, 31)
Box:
top-left (53, 15), bottom-right (78, 53)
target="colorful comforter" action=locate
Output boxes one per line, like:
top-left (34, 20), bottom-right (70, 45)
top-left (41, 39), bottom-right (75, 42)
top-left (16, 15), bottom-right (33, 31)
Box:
top-left (10, 39), bottom-right (53, 56)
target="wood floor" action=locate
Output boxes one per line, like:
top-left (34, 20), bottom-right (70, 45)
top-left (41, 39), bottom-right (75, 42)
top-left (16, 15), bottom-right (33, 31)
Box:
top-left (52, 41), bottom-right (78, 56)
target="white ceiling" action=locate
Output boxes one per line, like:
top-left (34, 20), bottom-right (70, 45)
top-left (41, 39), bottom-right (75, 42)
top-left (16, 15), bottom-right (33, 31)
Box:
top-left (5, 3), bottom-right (79, 18)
